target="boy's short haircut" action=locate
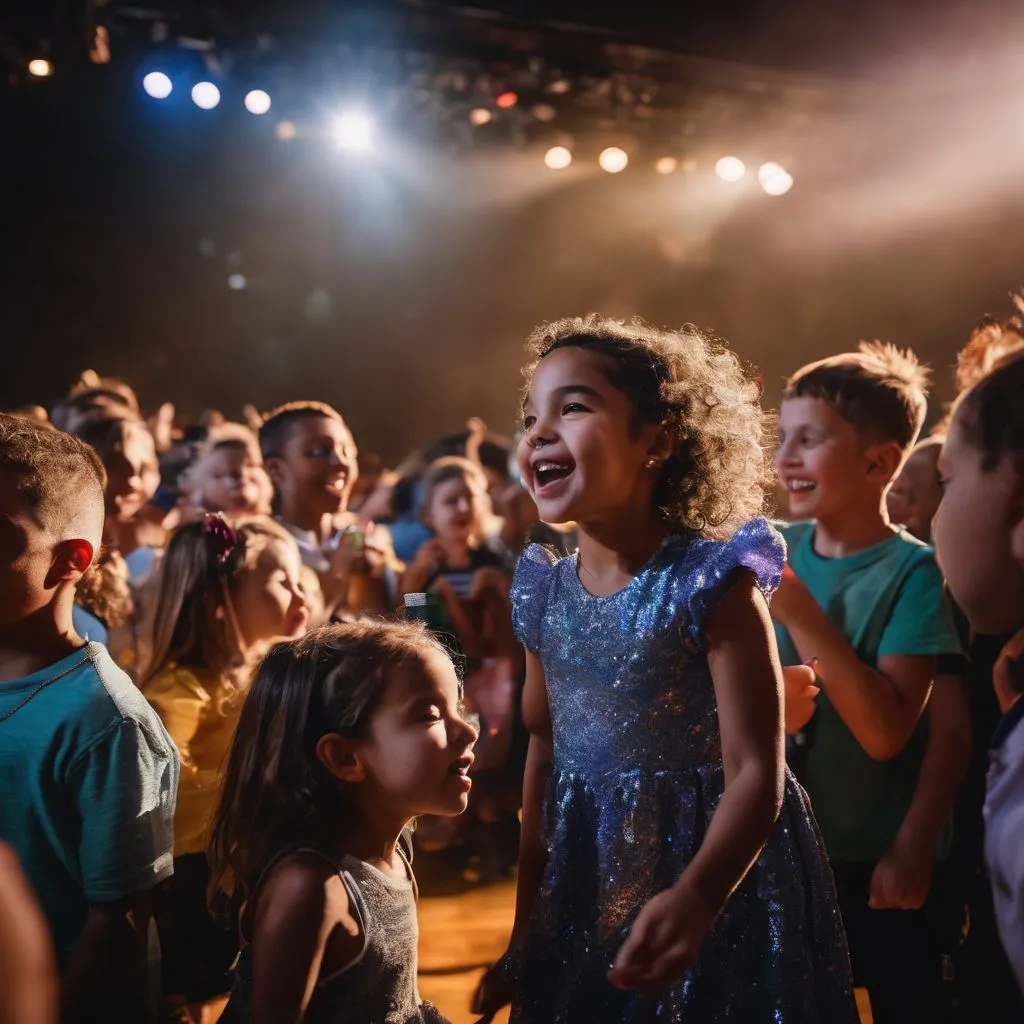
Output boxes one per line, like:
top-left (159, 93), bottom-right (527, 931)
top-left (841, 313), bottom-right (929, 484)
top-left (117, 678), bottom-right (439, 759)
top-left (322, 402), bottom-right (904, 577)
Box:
top-left (258, 401), bottom-right (345, 461)
top-left (0, 413), bottom-right (107, 537)
top-left (783, 341), bottom-right (929, 454)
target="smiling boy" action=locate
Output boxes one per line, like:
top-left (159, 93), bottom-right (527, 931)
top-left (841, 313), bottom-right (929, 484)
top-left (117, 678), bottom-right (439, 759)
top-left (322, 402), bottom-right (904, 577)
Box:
top-left (773, 343), bottom-right (964, 1023)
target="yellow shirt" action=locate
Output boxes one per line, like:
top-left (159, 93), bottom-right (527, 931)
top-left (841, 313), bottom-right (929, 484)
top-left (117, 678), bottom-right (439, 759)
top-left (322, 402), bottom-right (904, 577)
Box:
top-left (146, 664), bottom-right (241, 858)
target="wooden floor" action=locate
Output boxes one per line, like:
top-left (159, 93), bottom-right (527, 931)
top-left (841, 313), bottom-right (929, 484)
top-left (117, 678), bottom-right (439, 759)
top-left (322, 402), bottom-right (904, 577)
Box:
top-left (418, 879), bottom-right (874, 1023)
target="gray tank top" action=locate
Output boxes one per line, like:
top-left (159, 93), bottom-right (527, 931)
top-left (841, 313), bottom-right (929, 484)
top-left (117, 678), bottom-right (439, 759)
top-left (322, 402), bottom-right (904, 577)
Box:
top-left (223, 840), bottom-right (449, 1024)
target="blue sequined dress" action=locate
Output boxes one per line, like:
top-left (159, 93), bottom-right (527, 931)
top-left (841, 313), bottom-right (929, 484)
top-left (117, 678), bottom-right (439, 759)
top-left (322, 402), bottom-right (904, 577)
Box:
top-left (508, 518), bottom-right (857, 1022)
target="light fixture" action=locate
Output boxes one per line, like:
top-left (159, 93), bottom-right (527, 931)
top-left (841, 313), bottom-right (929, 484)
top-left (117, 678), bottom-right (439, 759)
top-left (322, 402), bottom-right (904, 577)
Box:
top-left (191, 81), bottom-right (221, 110)
top-left (142, 71), bottom-right (173, 99)
top-left (496, 91), bottom-right (518, 109)
top-left (598, 147), bottom-right (629, 174)
top-left (758, 162), bottom-right (794, 196)
top-left (655, 157), bottom-right (678, 175)
top-left (544, 146), bottom-right (573, 170)
top-left (244, 89), bottom-right (272, 115)
top-left (275, 120), bottom-right (297, 141)
top-left (28, 58), bottom-right (54, 78)
top-left (715, 156), bottom-right (746, 182)
top-left (468, 108), bottom-right (492, 127)
top-left (332, 112), bottom-right (374, 152)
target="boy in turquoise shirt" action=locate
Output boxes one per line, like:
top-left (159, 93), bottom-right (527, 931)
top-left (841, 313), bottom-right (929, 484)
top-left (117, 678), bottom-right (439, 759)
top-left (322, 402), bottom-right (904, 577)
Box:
top-left (774, 344), bottom-right (964, 1024)
top-left (0, 415), bottom-right (178, 1021)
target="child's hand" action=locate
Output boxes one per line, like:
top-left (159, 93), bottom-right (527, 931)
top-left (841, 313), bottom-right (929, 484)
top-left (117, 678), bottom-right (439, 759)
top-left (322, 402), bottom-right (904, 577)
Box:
top-left (771, 566), bottom-right (814, 629)
top-left (412, 539), bottom-right (447, 575)
top-left (782, 664), bottom-right (820, 734)
top-left (609, 882), bottom-right (715, 992)
top-left (868, 838), bottom-right (932, 910)
top-left (993, 629), bottom-right (1024, 715)
top-left (471, 959), bottom-right (514, 1021)
top-left (469, 566), bottom-right (510, 603)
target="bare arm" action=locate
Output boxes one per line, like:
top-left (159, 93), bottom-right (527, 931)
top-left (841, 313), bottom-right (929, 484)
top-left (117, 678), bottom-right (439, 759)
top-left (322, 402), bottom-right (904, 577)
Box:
top-left (899, 673), bottom-right (972, 850)
top-left (250, 858), bottom-right (361, 1024)
top-left (774, 572), bottom-right (934, 760)
top-left (61, 889), bottom-right (155, 1023)
top-left (682, 575), bottom-right (784, 913)
top-left (509, 649), bottom-right (553, 942)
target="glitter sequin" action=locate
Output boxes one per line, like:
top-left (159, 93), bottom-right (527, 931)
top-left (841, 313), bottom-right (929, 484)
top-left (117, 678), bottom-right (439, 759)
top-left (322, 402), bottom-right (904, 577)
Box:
top-left (508, 518), bottom-right (857, 1022)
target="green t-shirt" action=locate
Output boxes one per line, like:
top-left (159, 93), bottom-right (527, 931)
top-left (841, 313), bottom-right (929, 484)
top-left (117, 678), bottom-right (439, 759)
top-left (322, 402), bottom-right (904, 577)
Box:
top-left (774, 521), bottom-right (963, 864)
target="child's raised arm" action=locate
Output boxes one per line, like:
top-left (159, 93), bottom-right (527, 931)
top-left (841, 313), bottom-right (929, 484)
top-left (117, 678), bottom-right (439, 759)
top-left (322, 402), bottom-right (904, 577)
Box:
top-left (611, 571), bottom-right (783, 991)
top-left (773, 567), bottom-right (935, 760)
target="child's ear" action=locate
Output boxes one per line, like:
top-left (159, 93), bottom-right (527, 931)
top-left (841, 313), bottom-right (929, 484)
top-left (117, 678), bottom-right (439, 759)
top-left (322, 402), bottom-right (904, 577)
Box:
top-left (866, 441), bottom-right (903, 484)
top-left (646, 423), bottom-right (675, 466)
top-left (264, 456), bottom-right (287, 489)
top-left (50, 539), bottom-right (94, 583)
top-left (316, 733), bottom-right (365, 784)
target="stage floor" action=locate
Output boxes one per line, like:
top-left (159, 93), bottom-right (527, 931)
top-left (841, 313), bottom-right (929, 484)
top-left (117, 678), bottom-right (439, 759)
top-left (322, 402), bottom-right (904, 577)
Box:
top-left (418, 878), bottom-right (872, 1023)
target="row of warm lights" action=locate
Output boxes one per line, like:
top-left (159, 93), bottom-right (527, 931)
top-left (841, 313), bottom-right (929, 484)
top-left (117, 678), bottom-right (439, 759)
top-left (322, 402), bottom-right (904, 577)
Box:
top-left (543, 146), bottom-right (794, 194)
top-left (142, 71), bottom-right (273, 114)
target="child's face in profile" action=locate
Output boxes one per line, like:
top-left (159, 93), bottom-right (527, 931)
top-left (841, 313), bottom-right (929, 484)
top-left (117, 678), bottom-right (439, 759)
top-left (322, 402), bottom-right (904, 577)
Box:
top-left (517, 346), bottom-right (661, 526)
top-left (195, 445), bottom-right (269, 516)
top-left (425, 473), bottom-right (489, 546)
top-left (933, 417), bottom-right (1024, 636)
top-left (886, 444), bottom-right (942, 543)
top-left (231, 538), bottom-right (309, 650)
top-left (355, 647), bottom-right (477, 818)
top-left (269, 416), bottom-right (358, 521)
top-left (105, 423), bottom-right (159, 524)
top-left (775, 397), bottom-right (883, 525)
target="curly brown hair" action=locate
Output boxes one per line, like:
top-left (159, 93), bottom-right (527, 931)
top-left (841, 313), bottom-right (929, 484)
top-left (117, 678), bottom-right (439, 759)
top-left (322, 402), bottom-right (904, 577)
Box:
top-left (523, 315), bottom-right (770, 539)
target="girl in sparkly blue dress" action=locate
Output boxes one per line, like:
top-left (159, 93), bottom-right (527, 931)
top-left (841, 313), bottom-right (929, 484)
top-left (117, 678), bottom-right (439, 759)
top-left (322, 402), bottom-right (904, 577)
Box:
top-left (473, 316), bottom-right (857, 1022)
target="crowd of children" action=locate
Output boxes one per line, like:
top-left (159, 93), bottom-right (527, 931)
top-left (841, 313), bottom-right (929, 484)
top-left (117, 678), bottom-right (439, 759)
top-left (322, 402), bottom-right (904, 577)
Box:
top-left (0, 296), bottom-right (1023, 1024)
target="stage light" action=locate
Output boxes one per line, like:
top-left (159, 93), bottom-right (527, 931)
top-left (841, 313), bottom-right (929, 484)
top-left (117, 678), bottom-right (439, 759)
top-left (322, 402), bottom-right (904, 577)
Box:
top-left (532, 104), bottom-right (557, 123)
top-left (544, 146), bottom-right (573, 170)
top-left (547, 79), bottom-right (571, 95)
top-left (228, 274), bottom-right (247, 290)
top-left (332, 112), bottom-right (374, 152)
top-left (142, 71), bottom-right (173, 99)
top-left (655, 157), bottom-right (678, 175)
top-left (191, 81), bottom-right (221, 110)
top-left (28, 59), bottom-right (53, 78)
top-left (715, 156), bottom-right (746, 182)
top-left (758, 161), bottom-right (794, 196)
top-left (496, 91), bottom-right (518, 109)
top-left (598, 147), bottom-right (629, 174)
top-left (469, 108), bottom-right (492, 127)
top-left (244, 89), bottom-right (272, 115)
top-left (275, 120), bottom-right (297, 141)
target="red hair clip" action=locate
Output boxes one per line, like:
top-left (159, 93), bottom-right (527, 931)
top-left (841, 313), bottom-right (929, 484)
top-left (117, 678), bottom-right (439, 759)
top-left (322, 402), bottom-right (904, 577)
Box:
top-left (204, 512), bottom-right (240, 568)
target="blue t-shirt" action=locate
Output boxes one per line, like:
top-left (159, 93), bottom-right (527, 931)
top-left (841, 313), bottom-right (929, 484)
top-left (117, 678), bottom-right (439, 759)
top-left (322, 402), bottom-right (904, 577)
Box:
top-left (774, 521), bottom-right (963, 863)
top-left (0, 642), bottom-right (178, 965)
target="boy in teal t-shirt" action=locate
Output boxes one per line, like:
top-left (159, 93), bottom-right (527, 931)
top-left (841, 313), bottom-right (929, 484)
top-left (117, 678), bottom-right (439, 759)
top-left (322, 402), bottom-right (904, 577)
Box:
top-left (0, 415), bottom-right (178, 1020)
top-left (773, 344), bottom-right (963, 1024)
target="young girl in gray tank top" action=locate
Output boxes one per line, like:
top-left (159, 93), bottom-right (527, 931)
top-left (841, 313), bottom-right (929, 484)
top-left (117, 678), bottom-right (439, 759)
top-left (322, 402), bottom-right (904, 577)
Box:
top-left (208, 621), bottom-right (478, 1023)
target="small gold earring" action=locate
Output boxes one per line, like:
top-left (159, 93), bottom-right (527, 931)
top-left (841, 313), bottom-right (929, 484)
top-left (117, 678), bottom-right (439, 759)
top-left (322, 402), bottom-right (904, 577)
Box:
top-left (646, 458), bottom-right (658, 469)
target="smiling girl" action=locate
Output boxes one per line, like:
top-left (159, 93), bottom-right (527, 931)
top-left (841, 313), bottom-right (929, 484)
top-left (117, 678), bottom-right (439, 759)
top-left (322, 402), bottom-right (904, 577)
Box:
top-left (474, 315), bottom-right (856, 1022)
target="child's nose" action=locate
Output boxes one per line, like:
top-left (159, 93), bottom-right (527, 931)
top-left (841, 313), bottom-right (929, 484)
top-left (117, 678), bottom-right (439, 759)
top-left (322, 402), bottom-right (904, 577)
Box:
top-left (457, 713), bottom-right (479, 747)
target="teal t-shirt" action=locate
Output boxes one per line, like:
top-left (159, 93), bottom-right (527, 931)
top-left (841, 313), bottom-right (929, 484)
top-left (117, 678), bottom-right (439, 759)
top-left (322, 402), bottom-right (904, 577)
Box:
top-left (0, 642), bottom-right (178, 965)
top-left (774, 521), bottom-right (963, 864)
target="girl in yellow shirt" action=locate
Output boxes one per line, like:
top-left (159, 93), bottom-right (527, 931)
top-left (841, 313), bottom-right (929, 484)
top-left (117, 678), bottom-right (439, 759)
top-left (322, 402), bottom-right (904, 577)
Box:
top-left (145, 514), bottom-right (308, 1023)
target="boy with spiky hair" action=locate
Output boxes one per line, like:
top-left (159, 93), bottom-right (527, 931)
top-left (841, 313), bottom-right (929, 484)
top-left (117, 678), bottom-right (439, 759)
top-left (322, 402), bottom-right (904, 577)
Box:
top-left (0, 414), bottom-right (177, 1021)
top-left (773, 343), bottom-right (964, 1023)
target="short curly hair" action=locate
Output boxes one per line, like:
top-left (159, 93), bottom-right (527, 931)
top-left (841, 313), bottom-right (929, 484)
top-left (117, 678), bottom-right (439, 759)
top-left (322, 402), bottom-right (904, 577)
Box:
top-left (522, 315), bottom-right (769, 539)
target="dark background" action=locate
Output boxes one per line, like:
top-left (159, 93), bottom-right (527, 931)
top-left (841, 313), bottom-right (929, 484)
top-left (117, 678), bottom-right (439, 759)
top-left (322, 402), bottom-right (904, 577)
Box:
top-left (4, 0), bottom-right (1023, 460)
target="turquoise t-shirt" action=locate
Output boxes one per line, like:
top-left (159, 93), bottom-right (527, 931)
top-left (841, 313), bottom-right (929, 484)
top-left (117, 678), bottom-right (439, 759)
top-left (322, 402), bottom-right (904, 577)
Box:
top-left (0, 642), bottom-right (178, 965)
top-left (774, 521), bottom-right (963, 864)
